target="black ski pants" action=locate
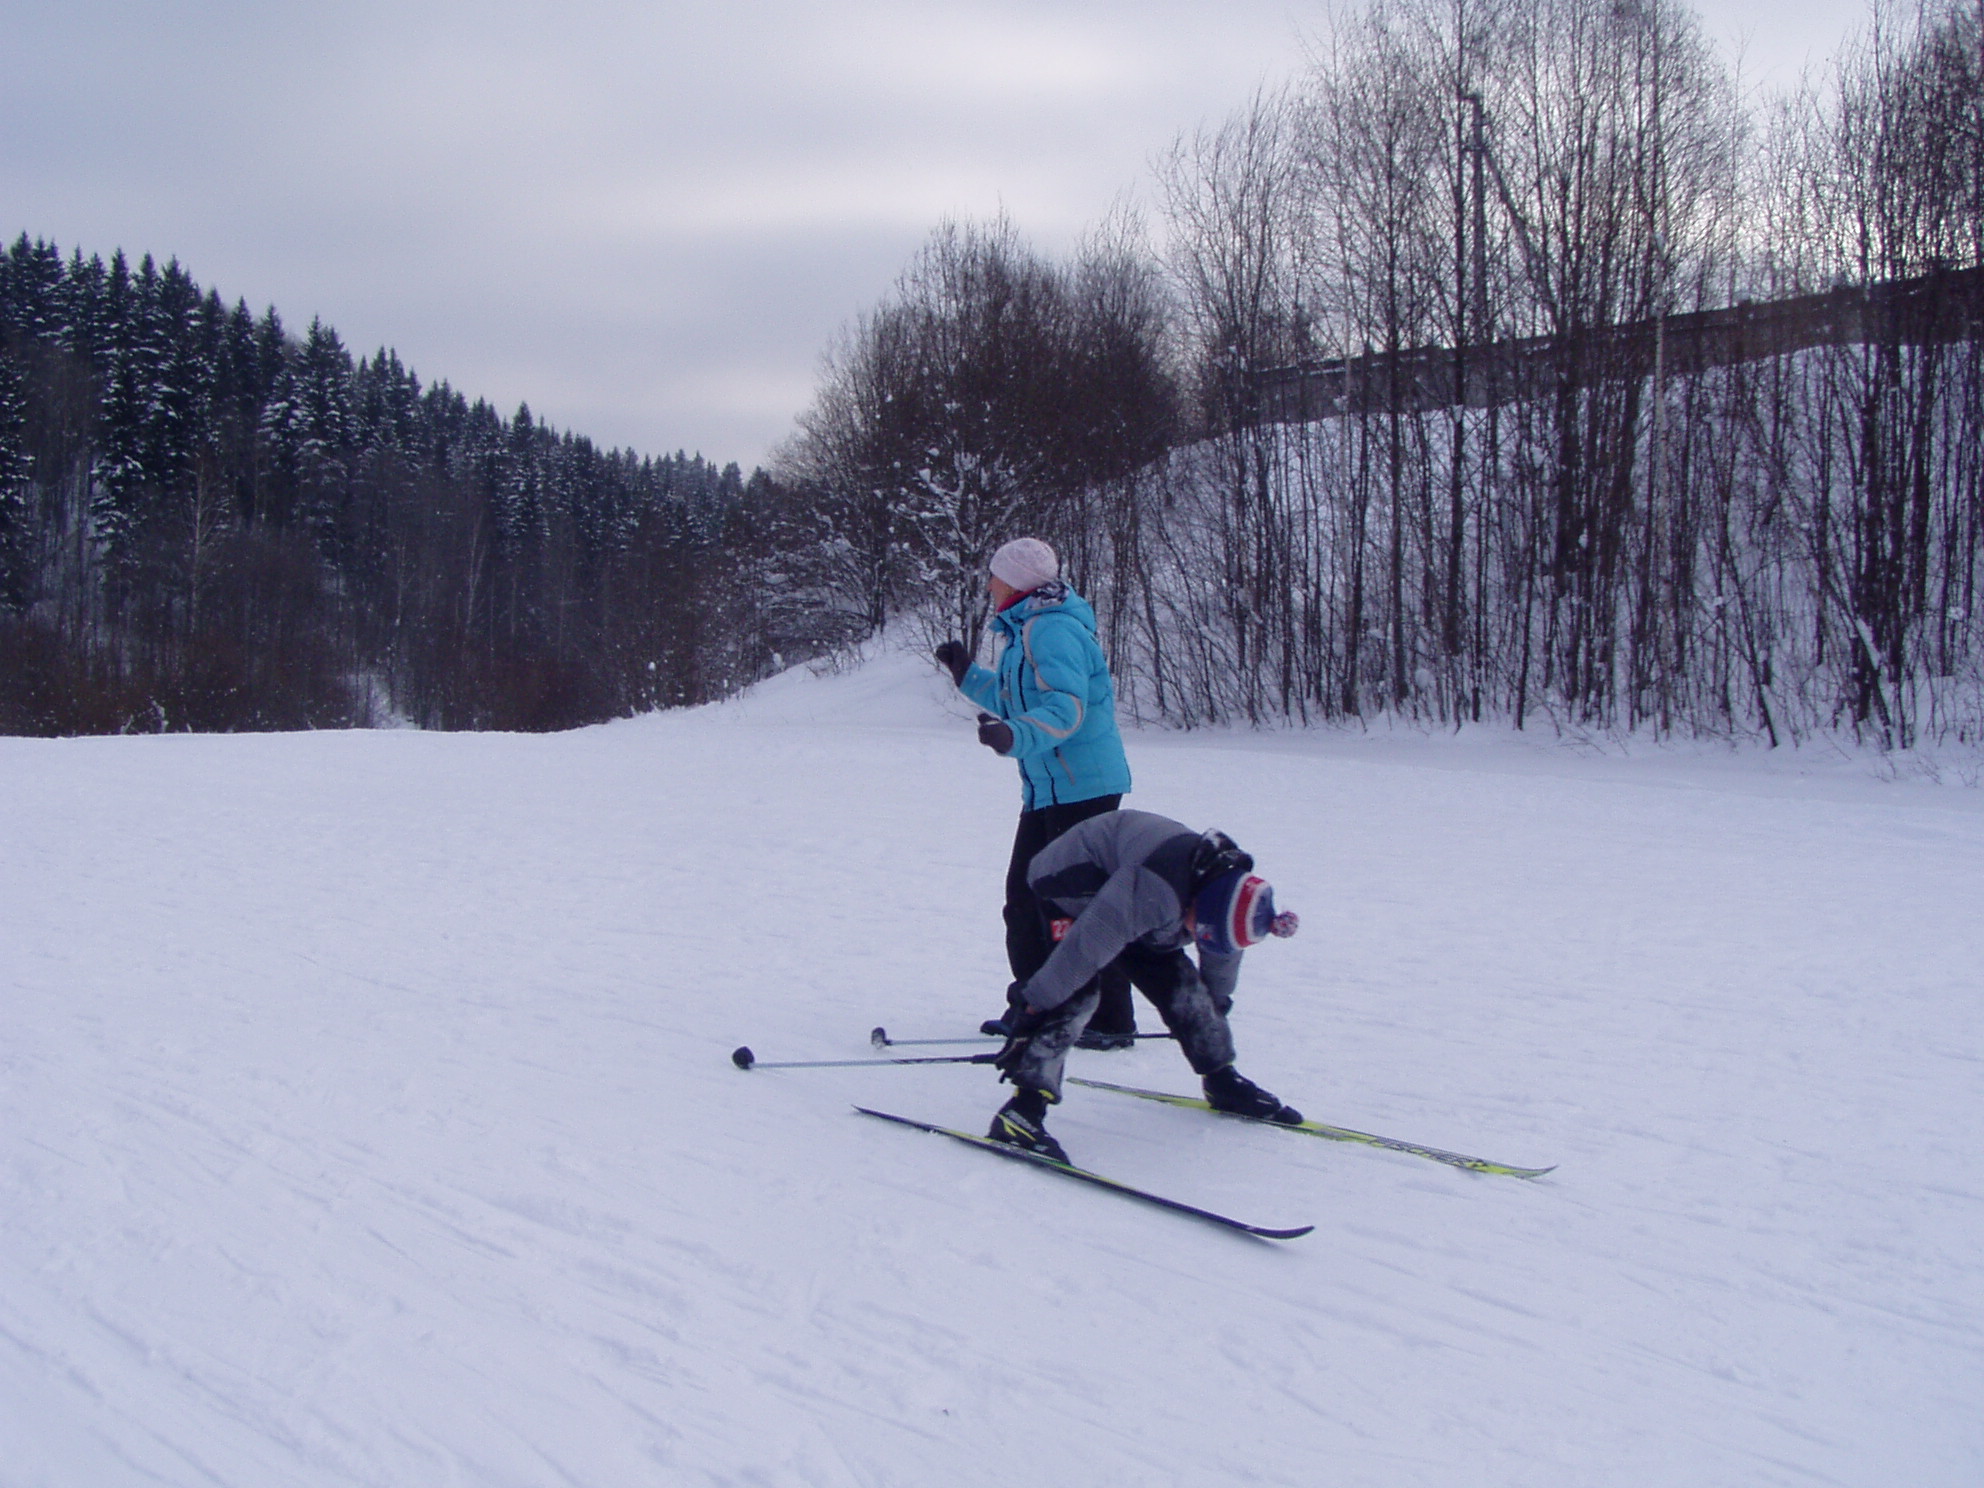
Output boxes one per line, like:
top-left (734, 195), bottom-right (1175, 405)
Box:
top-left (1010, 941), bottom-right (1238, 1102)
top-left (1003, 794), bottom-right (1135, 1034)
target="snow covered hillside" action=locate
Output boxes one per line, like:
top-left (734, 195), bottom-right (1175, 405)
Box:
top-left (4, 648), bottom-right (1981, 1487)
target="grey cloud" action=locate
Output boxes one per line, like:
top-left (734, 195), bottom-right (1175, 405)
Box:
top-left (1, 0), bottom-right (1869, 468)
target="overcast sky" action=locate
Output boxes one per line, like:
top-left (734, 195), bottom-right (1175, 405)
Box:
top-left (1, 0), bottom-right (1874, 470)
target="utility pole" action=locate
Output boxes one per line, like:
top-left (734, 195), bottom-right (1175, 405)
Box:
top-left (1466, 90), bottom-right (1490, 351)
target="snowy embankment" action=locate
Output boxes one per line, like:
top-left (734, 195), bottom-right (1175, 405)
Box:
top-left (3, 648), bottom-right (1980, 1487)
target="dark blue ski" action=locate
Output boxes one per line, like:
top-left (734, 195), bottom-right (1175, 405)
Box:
top-left (854, 1106), bottom-right (1314, 1240)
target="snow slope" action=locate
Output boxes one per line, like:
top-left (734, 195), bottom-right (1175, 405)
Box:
top-left (3, 647), bottom-right (1981, 1487)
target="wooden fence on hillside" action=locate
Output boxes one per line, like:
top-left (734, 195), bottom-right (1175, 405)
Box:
top-left (1252, 263), bottom-right (1984, 422)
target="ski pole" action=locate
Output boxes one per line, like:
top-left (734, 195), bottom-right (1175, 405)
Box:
top-left (869, 1026), bottom-right (990, 1048)
top-left (868, 1025), bottom-right (1175, 1049)
top-left (732, 1046), bottom-right (997, 1071)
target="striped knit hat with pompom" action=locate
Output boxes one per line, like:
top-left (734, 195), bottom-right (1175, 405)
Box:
top-left (1193, 869), bottom-right (1300, 955)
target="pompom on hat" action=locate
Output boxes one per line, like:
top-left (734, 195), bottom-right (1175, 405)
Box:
top-left (989, 537), bottom-right (1058, 594)
top-left (1193, 869), bottom-right (1300, 955)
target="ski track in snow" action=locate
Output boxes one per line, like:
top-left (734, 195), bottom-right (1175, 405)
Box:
top-left (3, 648), bottom-right (1981, 1487)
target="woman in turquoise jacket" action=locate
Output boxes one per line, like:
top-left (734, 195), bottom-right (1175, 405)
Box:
top-left (935, 537), bottom-right (1137, 1044)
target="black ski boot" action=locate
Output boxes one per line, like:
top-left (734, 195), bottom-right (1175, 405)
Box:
top-left (1075, 1027), bottom-right (1136, 1051)
top-left (987, 1089), bottom-right (1070, 1164)
top-left (1203, 1066), bottom-right (1303, 1125)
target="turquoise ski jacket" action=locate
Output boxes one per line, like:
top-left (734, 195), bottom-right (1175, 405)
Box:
top-left (959, 583), bottom-right (1132, 810)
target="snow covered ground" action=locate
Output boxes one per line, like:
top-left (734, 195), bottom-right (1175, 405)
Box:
top-left (4, 646), bottom-right (1981, 1487)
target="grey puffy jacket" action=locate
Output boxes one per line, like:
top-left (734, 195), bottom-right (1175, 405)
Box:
top-left (1020, 809), bottom-right (1243, 1012)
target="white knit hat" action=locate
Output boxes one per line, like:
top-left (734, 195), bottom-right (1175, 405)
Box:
top-left (989, 537), bottom-right (1058, 593)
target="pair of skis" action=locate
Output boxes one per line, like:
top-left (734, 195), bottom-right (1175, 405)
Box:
top-left (861, 1026), bottom-right (1554, 1180)
top-left (733, 1029), bottom-right (1553, 1241)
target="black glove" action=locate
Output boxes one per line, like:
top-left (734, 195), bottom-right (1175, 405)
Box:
top-left (979, 979), bottom-right (1030, 1037)
top-left (993, 998), bottom-right (1050, 1081)
top-left (976, 712), bottom-right (1015, 755)
top-left (934, 640), bottom-right (971, 686)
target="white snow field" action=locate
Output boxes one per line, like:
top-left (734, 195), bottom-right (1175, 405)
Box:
top-left (3, 647), bottom-right (1981, 1488)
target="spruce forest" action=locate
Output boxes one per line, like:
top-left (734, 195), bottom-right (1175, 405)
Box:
top-left (3, 0), bottom-right (1981, 749)
top-left (0, 247), bottom-right (767, 733)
